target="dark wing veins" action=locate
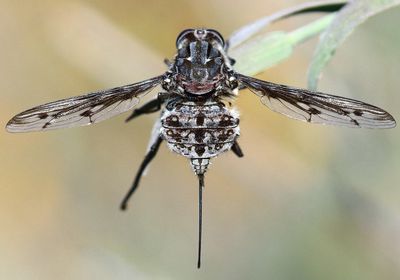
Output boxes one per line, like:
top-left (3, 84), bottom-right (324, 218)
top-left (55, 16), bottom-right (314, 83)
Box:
top-left (236, 73), bottom-right (396, 129)
top-left (6, 76), bottom-right (163, 133)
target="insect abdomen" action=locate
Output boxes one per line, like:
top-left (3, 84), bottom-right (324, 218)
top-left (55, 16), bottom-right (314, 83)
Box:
top-left (160, 101), bottom-right (239, 174)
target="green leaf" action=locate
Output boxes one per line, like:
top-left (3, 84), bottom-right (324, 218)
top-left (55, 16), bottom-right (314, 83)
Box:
top-left (230, 14), bottom-right (335, 76)
top-left (308, 0), bottom-right (400, 90)
top-left (228, 0), bottom-right (347, 48)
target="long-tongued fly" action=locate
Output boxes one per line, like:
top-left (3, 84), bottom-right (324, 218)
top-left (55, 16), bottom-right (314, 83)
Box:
top-left (6, 29), bottom-right (396, 268)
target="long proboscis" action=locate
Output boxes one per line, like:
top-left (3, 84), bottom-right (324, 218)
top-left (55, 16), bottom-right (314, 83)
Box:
top-left (197, 174), bottom-right (204, 268)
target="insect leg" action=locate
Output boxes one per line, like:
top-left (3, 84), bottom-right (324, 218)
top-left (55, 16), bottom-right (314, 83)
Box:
top-left (164, 58), bottom-right (172, 67)
top-left (125, 97), bottom-right (163, 122)
top-left (120, 135), bottom-right (163, 210)
top-left (231, 140), bottom-right (244, 158)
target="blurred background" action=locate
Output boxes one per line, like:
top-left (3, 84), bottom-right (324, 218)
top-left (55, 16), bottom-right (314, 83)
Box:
top-left (1, 0), bottom-right (399, 279)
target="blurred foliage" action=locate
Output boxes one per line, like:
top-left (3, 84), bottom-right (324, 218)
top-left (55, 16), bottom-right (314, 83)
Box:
top-left (231, 14), bottom-right (335, 76)
top-left (228, 0), bottom-right (346, 48)
top-left (229, 0), bottom-right (400, 90)
top-left (1, 1), bottom-right (399, 280)
top-left (308, 0), bottom-right (400, 89)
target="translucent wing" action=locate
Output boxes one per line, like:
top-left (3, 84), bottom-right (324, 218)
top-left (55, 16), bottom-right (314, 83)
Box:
top-left (237, 73), bottom-right (396, 128)
top-left (6, 76), bottom-right (163, 133)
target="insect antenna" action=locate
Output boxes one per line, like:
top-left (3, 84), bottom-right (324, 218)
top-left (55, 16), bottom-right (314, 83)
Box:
top-left (197, 173), bottom-right (205, 268)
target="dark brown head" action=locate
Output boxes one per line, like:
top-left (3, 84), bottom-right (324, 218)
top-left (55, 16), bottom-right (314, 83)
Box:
top-left (173, 29), bottom-right (227, 95)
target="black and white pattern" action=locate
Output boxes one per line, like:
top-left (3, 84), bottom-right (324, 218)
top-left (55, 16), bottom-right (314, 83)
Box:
top-left (160, 100), bottom-right (240, 174)
top-left (237, 74), bottom-right (395, 129)
top-left (6, 28), bottom-right (396, 268)
top-left (6, 76), bottom-right (163, 132)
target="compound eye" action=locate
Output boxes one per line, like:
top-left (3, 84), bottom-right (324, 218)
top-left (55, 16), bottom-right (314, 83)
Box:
top-left (176, 29), bottom-right (195, 48)
top-left (207, 29), bottom-right (225, 47)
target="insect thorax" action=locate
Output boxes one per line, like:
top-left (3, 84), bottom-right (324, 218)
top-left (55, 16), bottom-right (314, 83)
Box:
top-left (160, 100), bottom-right (240, 174)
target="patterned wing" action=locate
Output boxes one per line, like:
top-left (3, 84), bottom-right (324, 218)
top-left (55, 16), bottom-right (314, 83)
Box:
top-left (6, 76), bottom-right (163, 132)
top-left (237, 73), bottom-right (396, 129)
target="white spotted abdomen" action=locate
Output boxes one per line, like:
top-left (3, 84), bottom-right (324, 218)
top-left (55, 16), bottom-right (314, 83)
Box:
top-left (160, 100), bottom-right (240, 174)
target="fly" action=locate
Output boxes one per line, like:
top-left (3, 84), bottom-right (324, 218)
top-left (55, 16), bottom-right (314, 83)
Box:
top-left (6, 29), bottom-right (396, 268)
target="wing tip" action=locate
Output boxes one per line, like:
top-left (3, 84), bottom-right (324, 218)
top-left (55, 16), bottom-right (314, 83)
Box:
top-left (381, 119), bottom-right (396, 129)
top-left (377, 113), bottom-right (396, 129)
top-left (5, 119), bottom-right (17, 133)
top-left (388, 114), bottom-right (396, 128)
top-left (361, 118), bottom-right (396, 129)
top-left (5, 117), bottom-right (41, 133)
